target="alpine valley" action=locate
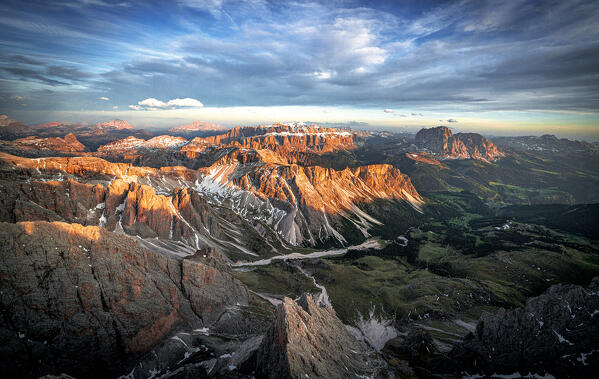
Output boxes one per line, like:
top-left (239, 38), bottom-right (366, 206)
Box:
top-left (1, 116), bottom-right (598, 379)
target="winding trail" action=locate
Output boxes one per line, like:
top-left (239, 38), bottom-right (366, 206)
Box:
top-left (232, 238), bottom-right (381, 267)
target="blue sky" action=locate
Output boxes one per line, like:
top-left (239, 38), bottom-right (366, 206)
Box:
top-left (0, 0), bottom-right (598, 138)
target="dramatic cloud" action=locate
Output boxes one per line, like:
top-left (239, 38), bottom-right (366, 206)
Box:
top-left (0, 0), bottom-right (598, 135)
top-left (131, 97), bottom-right (204, 110)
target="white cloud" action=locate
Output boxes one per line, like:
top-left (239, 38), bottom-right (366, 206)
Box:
top-left (384, 109), bottom-right (393, 113)
top-left (100, 96), bottom-right (110, 101)
top-left (113, 105), bottom-right (118, 109)
top-left (138, 97), bottom-right (167, 108)
top-left (313, 71), bottom-right (333, 80)
top-left (131, 97), bottom-right (204, 111)
top-left (167, 97), bottom-right (204, 107)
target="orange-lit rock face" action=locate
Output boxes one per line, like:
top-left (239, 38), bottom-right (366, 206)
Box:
top-left (224, 163), bottom-right (422, 213)
top-left (0, 144), bottom-right (423, 248)
top-left (195, 124), bottom-right (356, 154)
top-left (415, 126), bottom-right (504, 161)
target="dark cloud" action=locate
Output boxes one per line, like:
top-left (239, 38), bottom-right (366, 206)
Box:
top-left (0, 67), bottom-right (69, 86)
top-left (447, 118), bottom-right (458, 123)
top-left (9, 55), bottom-right (44, 66)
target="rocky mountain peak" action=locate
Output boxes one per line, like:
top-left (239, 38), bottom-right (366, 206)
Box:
top-left (169, 121), bottom-right (225, 132)
top-left (255, 293), bottom-right (387, 378)
top-left (415, 126), bottom-right (503, 161)
top-left (97, 119), bottom-right (133, 130)
top-left (8, 133), bottom-right (87, 152)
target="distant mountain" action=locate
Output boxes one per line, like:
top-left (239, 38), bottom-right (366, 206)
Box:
top-left (415, 126), bottom-right (504, 161)
top-left (0, 114), bottom-right (19, 127)
top-left (7, 133), bottom-right (86, 152)
top-left (97, 135), bottom-right (187, 151)
top-left (198, 122), bottom-right (356, 154)
top-left (168, 120), bottom-right (225, 133)
top-left (95, 119), bottom-right (133, 130)
top-left (493, 134), bottom-right (599, 154)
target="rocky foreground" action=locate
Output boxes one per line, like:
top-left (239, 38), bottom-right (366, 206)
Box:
top-left (0, 221), bottom-right (249, 378)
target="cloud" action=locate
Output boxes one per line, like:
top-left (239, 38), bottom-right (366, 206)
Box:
top-left (166, 98), bottom-right (204, 107)
top-left (100, 96), bottom-right (110, 101)
top-left (411, 112), bottom-right (424, 117)
top-left (1, 0), bottom-right (599, 118)
top-left (113, 105), bottom-right (118, 109)
top-left (447, 118), bottom-right (458, 123)
top-left (383, 109), bottom-right (393, 113)
top-left (138, 98), bottom-right (167, 108)
top-left (130, 97), bottom-right (204, 110)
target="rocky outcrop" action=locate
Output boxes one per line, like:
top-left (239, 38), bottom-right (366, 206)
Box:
top-left (0, 222), bottom-right (249, 379)
top-left (453, 278), bottom-right (599, 377)
top-left (255, 294), bottom-right (387, 378)
top-left (196, 159), bottom-right (423, 246)
top-left (415, 126), bottom-right (503, 161)
top-left (6, 133), bottom-right (86, 152)
top-left (454, 132), bottom-right (504, 160)
top-left (96, 119), bottom-right (133, 130)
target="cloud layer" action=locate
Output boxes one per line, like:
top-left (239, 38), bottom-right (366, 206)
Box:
top-left (0, 0), bottom-right (597, 132)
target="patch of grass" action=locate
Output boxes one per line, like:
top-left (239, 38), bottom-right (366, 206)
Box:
top-left (233, 261), bottom-right (319, 298)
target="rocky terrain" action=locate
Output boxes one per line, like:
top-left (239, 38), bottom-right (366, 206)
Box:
top-left (0, 133), bottom-right (86, 153)
top-left (255, 294), bottom-right (388, 378)
top-left (454, 278), bottom-right (599, 377)
top-left (0, 116), bottom-right (598, 378)
top-left (0, 222), bottom-right (250, 379)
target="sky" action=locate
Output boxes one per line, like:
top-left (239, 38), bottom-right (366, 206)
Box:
top-left (0, 0), bottom-right (598, 139)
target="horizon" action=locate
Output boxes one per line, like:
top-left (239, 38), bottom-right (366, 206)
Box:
top-left (1, 0), bottom-right (599, 140)
top-left (2, 112), bottom-right (599, 142)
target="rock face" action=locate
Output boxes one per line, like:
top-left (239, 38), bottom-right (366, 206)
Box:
top-left (255, 294), bottom-right (386, 379)
top-left (0, 221), bottom-right (249, 379)
top-left (196, 154), bottom-right (423, 246)
top-left (415, 126), bottom-right (503, 161)
top-left (0, 155), bottom-right (275, 258)
top-left (0, 150), bottom-right (423, 249)
top-left (198, 123), bottom-right (356, 154)
top-left (454, 278), bottom-right (599, 377)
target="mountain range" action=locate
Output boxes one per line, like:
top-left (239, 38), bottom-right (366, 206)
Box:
top-left (0, 115), bottom-right (598, 378)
